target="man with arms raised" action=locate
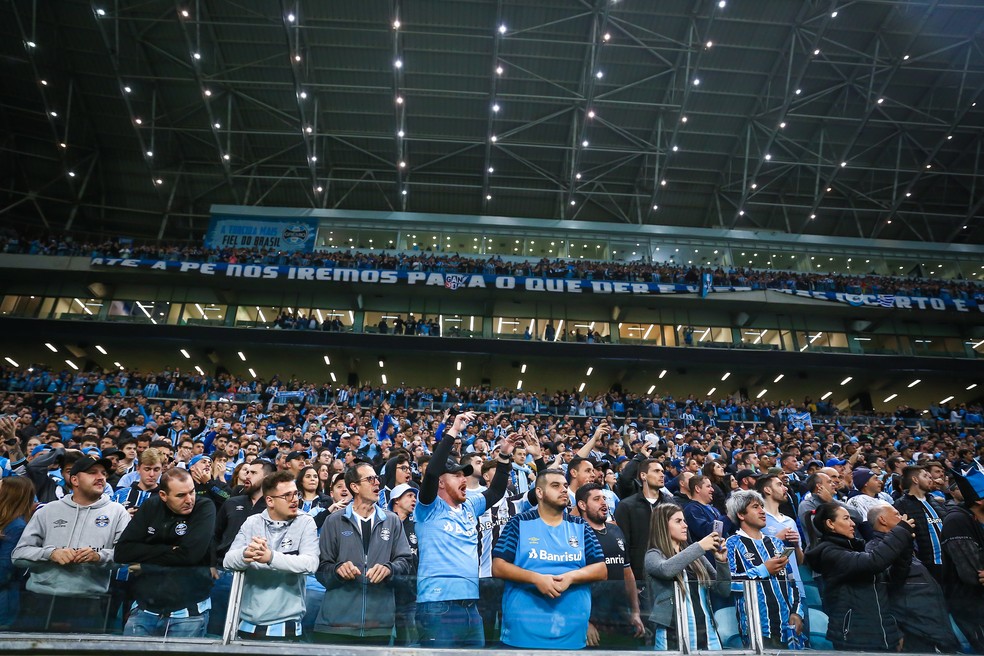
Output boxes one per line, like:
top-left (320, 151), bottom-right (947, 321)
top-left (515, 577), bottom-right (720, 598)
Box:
top-left (493, 469), bottom-right (606, 649)
top-left (414, 410), bottom-right (519, 647)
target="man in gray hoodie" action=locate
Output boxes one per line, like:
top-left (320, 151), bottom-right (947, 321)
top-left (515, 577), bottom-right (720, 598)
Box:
top-left (12, 455), bottom-right (130, 632)
top-left (223, 470), bottom-right (319, 640)
top-left (314, 461), bottom-right (412, 644)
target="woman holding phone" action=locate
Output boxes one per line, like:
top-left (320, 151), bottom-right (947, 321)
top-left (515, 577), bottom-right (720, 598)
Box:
top-left (645, 503), bottom-right (731, 650)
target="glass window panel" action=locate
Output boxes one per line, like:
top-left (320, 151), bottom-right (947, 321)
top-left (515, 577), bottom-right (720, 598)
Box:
top-left (51, 297), bottom-right (101, 320)
top-left (440, 313), bottom-right (482, 338)
top-left (181, 302), bottom-right (227, 325)
top-left (740, 328), bottom-right (781, 350)
top-left (108, 300), bottom-right (170, 325)
top-left (618, 322), bottom-right (661, 344)
top-left (317, 228), bottom-right (359, 250)
top-left (234, 305), bottom-right (279, 328)
top-left (0, 295), bottom-right (42, 318)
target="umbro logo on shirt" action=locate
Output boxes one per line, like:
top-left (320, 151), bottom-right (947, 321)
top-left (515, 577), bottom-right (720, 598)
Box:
top-left (53, 519), bottom-right (68, 529)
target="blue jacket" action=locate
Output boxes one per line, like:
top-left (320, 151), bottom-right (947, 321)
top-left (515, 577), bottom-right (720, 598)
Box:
top-left (0, 518), bottom-right (27, 628)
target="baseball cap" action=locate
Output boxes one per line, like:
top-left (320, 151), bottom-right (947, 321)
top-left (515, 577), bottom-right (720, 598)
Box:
top-left (188, 454), bottom-right (212, 468)
top-left (31, 444), bottom-right (51, 457)
top-left (69, 456), bottom-right (113, 477)
top-left (825, 458), bottom-right (847, 467)
top-left (388, 483), bottom-right (418, 509)
top-left (81, 446), bottom-right (102, 458)
top-left (285, 451), bottom-right (308, 462)
top-left (735, 469), bottom-right (759, 481)
top-left (668, 458), bottom-right (684, 470)
top-left (443, 458), bottom-right (474, 477)
top-left (852, 467), bottom-right (875, 491)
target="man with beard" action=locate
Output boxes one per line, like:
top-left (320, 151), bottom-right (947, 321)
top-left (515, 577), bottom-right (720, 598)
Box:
top-left (114, 468), bottom-right (215, 637)
top-left (576, 483), bottom-right (644, 648)
top-left (12, 456), bottom-right (130, 632)
top-left (493, 469), bottom-right (606, 649)
top-left (223, 470), bottom-right (318, 640)
top-left (895, 465), bottom-right (947, 583)
top-left (413, 411), bottom-right (518, 648)
top-left (211, 458), bottom-right (276, 633)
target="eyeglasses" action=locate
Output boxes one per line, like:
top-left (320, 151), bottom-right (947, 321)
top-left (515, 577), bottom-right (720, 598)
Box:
top-left (358, 475), bottom-right (380, 484)
top-left (268, 490), bottom-right (300, 501)
top-left (395, 465), bottom-right (411, 471)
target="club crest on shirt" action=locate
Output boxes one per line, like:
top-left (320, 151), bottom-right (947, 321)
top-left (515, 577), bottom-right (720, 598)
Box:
top-left (175, 522), bottom-right (188, 536)
top-left (568, 536), bottom-right (579, 548)
top-left (616, 538), bottom-right (625, 551)
top-left (380, 527), bottom-right (391, 542)
top-left (408, 532), bottom-right (417, 545)
top-left (95, 514), bottom-right (110, 528)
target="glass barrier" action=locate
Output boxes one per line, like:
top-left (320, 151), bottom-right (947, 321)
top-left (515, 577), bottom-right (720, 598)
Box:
top-left (1, 525), bottom-right (977, 654)
top-left (0, 562), bottom-right (216, 641)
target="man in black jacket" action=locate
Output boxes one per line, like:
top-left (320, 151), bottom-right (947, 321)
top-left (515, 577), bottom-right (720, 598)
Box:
top-left (613, 458), bottom-right (672, 612)
top-left (114, 468), bottom-right (216, 637)
top-left (894, 465), bottom-right (946, 583)
top-left (867, 503), bottom-right (959, 653)
top-left (942, 469), bottom-right (984, 653)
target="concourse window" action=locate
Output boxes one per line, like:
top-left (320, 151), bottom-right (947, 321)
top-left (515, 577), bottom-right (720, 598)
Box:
top-left (180, 303), bottom-right (227, 326)
top-left (357, 229), bottom-right (397, 251)
top-left (234, 305), bottom-right (279, 328)
top-left (611, 241), bottom-right (647, 262)
top-left (453, 232), bottom-right (484, 255)
top-left (911, 336), bottom-right (965, 356)
top-left (796, 331), bottom-right (848, 352)
top-left (318, 229), bottom-right (359, 250)
top-left (494, 316), bottom-right (526, 339)
top-left (0, 295), bottom-right (43, 318)
top-left (108, 300), bottom-right (171, 325)
top-left (528, 239), bottom-right (566, 258)
top-left (439, 314), bottom-right (481, 338)
top-left (679, 324), bottom-right (732, 347)
top-left (618, 322), bottom-right (664, 345)
top-left (569, 239), bottom-right (608, 260)
top-left (740, 329), bottom-right (781, 350)
top-left (51, 297), bottom-right (102, 320)
top-left (852, 334), bottom-right (901, 355)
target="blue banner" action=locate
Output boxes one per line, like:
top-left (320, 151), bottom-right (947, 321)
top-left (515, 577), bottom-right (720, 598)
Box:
top-left (772, 288), bottom-right (984, 313)
top-left (790, 412), bottom-right (813, 430)
top-left (88, 258), bottom-right (752, 296)
top-left (204, 216), bottom-right (318, 252)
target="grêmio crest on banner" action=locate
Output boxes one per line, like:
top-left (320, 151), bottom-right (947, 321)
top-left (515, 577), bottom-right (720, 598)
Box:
top-left (204, 216), bottom-right (318, 252)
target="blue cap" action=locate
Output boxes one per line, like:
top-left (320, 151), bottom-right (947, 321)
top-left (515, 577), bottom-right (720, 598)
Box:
top-left (669, 458), bottom-right (684, 470)
top-left (615, 455), bottom-right (629, 464)
top-left (825, 458), bottom-right (847, 467)
top-left (188, 454), bottom-right (211, 468)
top-left (31, 444), bottom-right (50, 457)
top-left (81, 446), bottom-right (102, 458)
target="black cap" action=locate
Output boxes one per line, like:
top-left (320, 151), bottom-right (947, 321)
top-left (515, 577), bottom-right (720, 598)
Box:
top-left (443, 458), bottom-right (474, 477)
top-left (734, 469), bottom-right (760, 481)
top-left (285, 451), bottom-right (308, 462)
top-left (69, 456), bottom-right (113, 477)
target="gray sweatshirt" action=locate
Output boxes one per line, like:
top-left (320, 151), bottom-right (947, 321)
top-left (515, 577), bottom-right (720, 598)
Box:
top-left (222, 510), bottom-right (319, 627)
top-left (11, 494), bottom-right (130, 596)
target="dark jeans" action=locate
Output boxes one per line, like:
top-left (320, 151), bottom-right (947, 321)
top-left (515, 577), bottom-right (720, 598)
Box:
top-left (416, 599), bottom-right (484, 648)
top-left (477, 577), bottom-right (503, 644)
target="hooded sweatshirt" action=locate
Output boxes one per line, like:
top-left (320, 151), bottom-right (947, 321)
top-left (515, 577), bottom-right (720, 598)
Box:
top-left (11, 494), bottom-right (130, 596)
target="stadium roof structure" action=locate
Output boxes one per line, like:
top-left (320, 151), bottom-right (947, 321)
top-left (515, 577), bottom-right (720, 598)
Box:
top-left (1, 0), bottom-right (983, 244)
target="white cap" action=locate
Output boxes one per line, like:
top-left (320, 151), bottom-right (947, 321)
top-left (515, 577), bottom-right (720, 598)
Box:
top-left (388, 483), bottom-right (418, 508)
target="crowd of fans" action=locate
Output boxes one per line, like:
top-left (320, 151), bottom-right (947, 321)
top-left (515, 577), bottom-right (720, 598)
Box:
top-left (3, 231), bottom-right (983, 300)
top-left (0, 361), bottom-right (983, 650)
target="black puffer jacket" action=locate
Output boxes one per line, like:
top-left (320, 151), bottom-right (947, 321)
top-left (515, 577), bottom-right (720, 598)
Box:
top-left (805, 524), bottom-right (912, 651)
top-left (865, 530), bottom-right (959, 652)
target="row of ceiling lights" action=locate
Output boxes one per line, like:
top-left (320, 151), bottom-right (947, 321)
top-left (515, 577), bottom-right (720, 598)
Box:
top-left (19, 5), bottom-right (975, 230)
top-left (11, 344), bottom-right (981, 406)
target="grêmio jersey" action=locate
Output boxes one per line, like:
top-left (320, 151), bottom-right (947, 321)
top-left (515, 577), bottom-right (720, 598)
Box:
top-left (493, 509), bottom-right (604, 649)
top-left (414, 493), bottom-right (487, 603)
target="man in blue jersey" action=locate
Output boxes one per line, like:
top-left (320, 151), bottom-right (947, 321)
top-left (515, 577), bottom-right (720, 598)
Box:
top-left (492, 469), bottom-right (607, 649)
top-left (414, 410), bottom-right (518, 648)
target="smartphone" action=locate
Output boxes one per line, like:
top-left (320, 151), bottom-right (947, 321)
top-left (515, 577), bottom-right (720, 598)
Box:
top-left (780, 546), bottom-right (795, 559)
top-left (712, 519), bottom-right (724, 537)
